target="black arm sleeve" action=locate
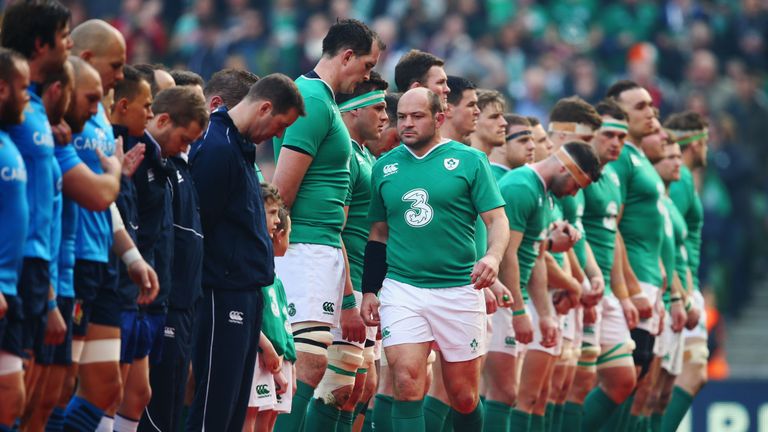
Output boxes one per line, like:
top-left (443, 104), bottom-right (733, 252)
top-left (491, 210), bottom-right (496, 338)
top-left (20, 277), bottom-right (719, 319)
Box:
top-left (362, 241), bottom-right (387, 295)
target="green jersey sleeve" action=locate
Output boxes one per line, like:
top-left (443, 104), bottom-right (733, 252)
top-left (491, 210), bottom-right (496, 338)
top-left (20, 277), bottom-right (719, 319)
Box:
top-left (609, 149), bottom-right (632, 203)
top-left (279, 96), bottom-right (331, 158)
top-left (345, 148), bottom-right (358, 207)
top-left (505, 183), bottom-right (538, 232)
top-left (470, 155), bottom-right (505, 214)
top-left (368, 159), bottom-right (387, 223)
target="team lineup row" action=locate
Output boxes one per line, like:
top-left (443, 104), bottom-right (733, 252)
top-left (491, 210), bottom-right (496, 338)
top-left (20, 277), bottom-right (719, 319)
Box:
top-left (0, 3), bottom-right (706, 432)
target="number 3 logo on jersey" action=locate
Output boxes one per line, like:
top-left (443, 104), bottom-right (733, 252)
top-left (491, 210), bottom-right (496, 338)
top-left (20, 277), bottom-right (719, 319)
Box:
top-left (402, 188), bottom-right (433, 227)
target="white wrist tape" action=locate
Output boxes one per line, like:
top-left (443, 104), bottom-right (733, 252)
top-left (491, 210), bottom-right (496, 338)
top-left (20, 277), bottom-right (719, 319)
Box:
top-left (110, 203), bottom-right (125, 233)
top-left (581, 278), bottom-right (592, 293)
top-left (121, 247), bottom-right (142, 267)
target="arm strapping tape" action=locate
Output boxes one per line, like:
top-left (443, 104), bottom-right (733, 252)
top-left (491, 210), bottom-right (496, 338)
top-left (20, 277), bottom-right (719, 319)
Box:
top-left (362, 241), bottom-right (387, 295)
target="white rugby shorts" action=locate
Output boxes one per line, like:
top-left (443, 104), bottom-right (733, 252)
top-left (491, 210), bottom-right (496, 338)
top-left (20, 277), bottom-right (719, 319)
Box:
top-left (276, 243), bottom-right (345, 327)
top-left (379, 278), bottom-right (486, 362)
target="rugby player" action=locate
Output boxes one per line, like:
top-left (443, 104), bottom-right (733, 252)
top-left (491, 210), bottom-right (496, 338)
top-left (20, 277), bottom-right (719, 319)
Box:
top-left (272, 19), bottom-right (381, 431)
top-left (360, 87), bottom-right (509, 431)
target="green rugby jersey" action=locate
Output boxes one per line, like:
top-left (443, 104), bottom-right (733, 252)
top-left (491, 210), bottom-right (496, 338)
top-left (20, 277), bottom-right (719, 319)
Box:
top-left (548, 193), bottom-right (566, 268)
top-left (610, 143), bottom-right (665, 287)
top-left (474, 216), bottom-right (487, 260)
top-left (559, 191), bottom-right (587, 268)
top-left (660, 195), bottom-right (688, 308)
top-left (669, 166), bottom-right (703, 291)
top-left (341, 141), bottom-right (375, 292)
top-left (490, 162), bottom-right (511, 181)
top-left (475, 163), bottom-right (512, 264)
top-left (274, 74), bottom-right (351, 248)
top-left (262, 278), bottom-right (296, 362)
top-left (668, 195), bottom-right (689, 290)
top-left (582, 165), bottom-right (622, 293)
top-left (498, 165), bottom-right (548, 300)
top-left (369, 140), bottom-right (504, 288)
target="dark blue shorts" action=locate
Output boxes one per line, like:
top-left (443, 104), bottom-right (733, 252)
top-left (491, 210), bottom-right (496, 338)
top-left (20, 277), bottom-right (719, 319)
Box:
top-left (120, 310), bottom-right (166, 364)
top-left (37, 296), bottom-right (75, 366)
top-left (73, 260), bottom-right (121, 337)
top-left (18, 257), bottom-right (50, 354)
top-left (0, 294), bottom-right (25, 357)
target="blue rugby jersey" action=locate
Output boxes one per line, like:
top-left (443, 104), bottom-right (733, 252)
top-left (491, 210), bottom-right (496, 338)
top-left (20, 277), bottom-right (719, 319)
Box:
top-left (73, 103), bottom-right (115, 263)
top-left (6, 83), bottom-right (54, 261)
top-left (54, 144), bottom-right (82, 299)
top-left (0, 130), bottom-right (28, 296)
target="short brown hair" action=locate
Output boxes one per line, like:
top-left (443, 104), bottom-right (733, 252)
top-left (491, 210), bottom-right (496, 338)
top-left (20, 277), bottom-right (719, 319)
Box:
top-left (477, 89), bottom-right (506, 112)
top-left (663, 111), bottom-right (708, 132)
top-left (595, 99), bottom-right (627, 121)
top-left (260, 182), bottom-right (283, 206)
top-left (394, 49), bottom-right (444, 92)
top-left (204, 68), bottom-right (259, 109)
top-left (563, 141), bottom-right (601, 182)
top-left (549, 97), bottom-right (602, 130)
top-left (504, 113), bottom-right (530, 128)
top-left (152, 86), bottom-right (209, 129)
top-left (246, 73), bottom-right (305, 116)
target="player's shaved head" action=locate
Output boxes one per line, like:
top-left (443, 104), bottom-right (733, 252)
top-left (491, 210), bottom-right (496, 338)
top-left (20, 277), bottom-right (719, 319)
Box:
top-left (399, 87), bottom-right (442, 116)
top-left (65, 55), bottom-right (102, 133)
top-left (71, 19), bottom-right (126, 92)
top-left (71, 19), bottom-right (124, 56)
top-left (69, 55), bottom-right (100, 84)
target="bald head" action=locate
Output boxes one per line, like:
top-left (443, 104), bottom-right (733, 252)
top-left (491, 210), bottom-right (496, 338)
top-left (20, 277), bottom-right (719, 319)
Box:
top-left (71, 20), bottom-right (126, 92)
top-left (399, 87), bottom-right (442, 116)
top-left (65, 55), bottom-right (103, 133)
top-left (397, 87), bottom-right (444, 151)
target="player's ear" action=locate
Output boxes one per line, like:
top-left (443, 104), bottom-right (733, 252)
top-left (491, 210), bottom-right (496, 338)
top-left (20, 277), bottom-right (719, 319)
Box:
top-left (209, 95), bottom-right (223, 112)
top-left (435, 111), bottom-right (446, 127)
top-left (341, 49), bottom-right (355, 66)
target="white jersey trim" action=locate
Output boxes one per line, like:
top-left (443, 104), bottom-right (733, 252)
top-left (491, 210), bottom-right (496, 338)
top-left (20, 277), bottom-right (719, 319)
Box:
top-left (404, 138), bottom-right (450, 160)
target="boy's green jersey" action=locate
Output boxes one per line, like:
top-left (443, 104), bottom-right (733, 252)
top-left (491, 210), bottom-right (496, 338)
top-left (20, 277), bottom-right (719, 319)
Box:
top-left (261, 277), bottom-right (296, 362)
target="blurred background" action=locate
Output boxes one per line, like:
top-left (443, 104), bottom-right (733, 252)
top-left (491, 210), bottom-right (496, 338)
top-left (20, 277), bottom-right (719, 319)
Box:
top-left (10, 0), bottom-right (768, 427)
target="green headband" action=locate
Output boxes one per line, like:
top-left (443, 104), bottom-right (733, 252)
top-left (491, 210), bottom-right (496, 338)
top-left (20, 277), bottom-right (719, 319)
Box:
top-left (338, 90), bottom-right (386, 113)
top-left (672, 130), bottom-right (708, 147)
top-left (600, 121), bottom-right (629, 132)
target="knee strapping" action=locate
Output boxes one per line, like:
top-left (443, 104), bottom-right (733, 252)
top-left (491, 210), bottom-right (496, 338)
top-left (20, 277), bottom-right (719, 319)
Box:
top-left (0, 351), bottom-right (23, 375)
top-left (556, 340), bottom-right (576, 365)
top-left (684, 341), bottom-right (709, 365)
top-left (577, 343), bottom-right (600, 370)
top-left (596, 340), bottom-right (636, 370)
top-left (315, 343), bottom-right (364, 405)
top-left (72, 339), bottom-right (85, 363)
top-left (79, 339), bottom-right (121, 364)
top-left (363, 345), bottom-right (375, 367)
top-left (292, 322), bottom-right (333, 355)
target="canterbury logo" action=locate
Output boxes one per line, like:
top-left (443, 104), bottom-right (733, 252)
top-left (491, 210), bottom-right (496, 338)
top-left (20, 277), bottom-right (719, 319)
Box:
top-left (322, 302), bottom-right (335, 314)
top-left (164, 326), bottom-right (176, 338)
top-left (228, 310), bottom-right (244, 324)
top-left (255, 384), bottom-right (270, 396)
top-left (383, 163), bottom-right (399, 176)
